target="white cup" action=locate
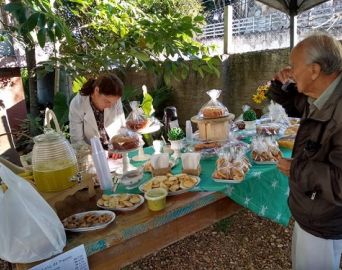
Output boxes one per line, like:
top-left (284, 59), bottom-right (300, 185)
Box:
top-left (153, 140), bottom-right (164, 154)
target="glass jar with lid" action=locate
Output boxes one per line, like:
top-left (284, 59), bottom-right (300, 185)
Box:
top-left (32, 130), bottom-right (78, 193)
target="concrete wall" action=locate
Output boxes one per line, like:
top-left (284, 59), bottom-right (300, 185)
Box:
top-left (124, 49), bottom-right (290, 126)
top-left (223, 48), bottom-right (290, 115)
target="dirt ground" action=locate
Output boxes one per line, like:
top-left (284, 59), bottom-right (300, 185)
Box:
top-left (124, 209), bottom-right (294, 270)
top-left (0, 209), bottom-right (294, 270)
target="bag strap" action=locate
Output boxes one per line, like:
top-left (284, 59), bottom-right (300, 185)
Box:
top-left (44, 108), bottom-right (61, 133)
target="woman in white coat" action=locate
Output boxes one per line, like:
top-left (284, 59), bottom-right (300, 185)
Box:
top-left (69, 74), bottom-right (125, 153)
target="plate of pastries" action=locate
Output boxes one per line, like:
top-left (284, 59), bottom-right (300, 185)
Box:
top-left (139, 173), bottom-right (200, 196)
top-left (97, 193), bottom-right (144, 212)
top-left (62, 210), bottom-right (115, 232)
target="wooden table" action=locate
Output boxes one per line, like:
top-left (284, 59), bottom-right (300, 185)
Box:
top-left (16, 190), bottom-right (241, 270)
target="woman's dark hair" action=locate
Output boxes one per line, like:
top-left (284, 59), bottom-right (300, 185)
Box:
top-left (79, 74), bottom-right (123, 97)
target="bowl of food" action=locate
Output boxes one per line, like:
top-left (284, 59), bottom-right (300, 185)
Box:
top-left (121, 168), bottom-right (144, 186)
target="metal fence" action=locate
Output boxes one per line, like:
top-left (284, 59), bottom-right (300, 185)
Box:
top-left (200, 0), bottom-right (342, 53)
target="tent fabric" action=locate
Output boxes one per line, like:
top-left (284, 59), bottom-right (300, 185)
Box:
top-left (256, 0), bottom-right (330, 15)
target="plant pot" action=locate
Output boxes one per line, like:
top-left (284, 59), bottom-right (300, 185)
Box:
top-left (169, 139), bottom-right (184, 151)
top-left (169, 139), bottom-right (184, 160)
top-left (244, 120), bottom-right (256, 130)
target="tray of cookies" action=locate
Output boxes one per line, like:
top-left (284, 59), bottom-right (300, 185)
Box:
top-left (97, 193), bottom-right (144, 212)
top-left (62, 210), bottom-right (115, 232)
top-left (251, 136), bottom-right (282, 164)
top-left (139, 173), bottom-right (200, 196)
top-left (212, 148), bottom-right (251, 183)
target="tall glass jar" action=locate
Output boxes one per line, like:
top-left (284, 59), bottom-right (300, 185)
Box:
top-left (32, 131), bottom-right (78, 193)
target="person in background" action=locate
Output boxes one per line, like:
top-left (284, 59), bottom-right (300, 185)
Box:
top-left (268, 32), bottom-right (342, 270)
top-left (69, 74), bottom-right (125, 158)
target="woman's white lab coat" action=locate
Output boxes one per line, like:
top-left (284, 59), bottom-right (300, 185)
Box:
top-left (69, 94), bottom-right (125, 145)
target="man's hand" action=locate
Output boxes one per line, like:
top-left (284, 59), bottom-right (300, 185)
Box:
top-left (277, 157), bottom-right (292, 177)
top-left (273, 66), bottom-right (292, 84)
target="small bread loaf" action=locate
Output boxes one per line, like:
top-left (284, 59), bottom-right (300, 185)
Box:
top-left (202, 106), bottom-right (225, 118)
top-left (111, 135), bottom-right (139, 151)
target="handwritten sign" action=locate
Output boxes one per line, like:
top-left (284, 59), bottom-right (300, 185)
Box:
top-left (30, 245), bottom-right (89, 270)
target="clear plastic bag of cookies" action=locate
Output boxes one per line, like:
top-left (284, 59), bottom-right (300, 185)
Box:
top-left (256, 123), bottom-right (281, 136)
top-left (110, 127), bottom-right (141, 152)
top-left (198, 89), bottom-right (229, 119)
top-left (251, 136), bottom-right (282, 162)
top-left (126, 101), bottom-right (148, 131)
top-left (213, 148), bottom-right (250, 180)
top-left (268, 101), bottom-right (290, 127)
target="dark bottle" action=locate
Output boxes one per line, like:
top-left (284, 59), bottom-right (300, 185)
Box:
top-left (162, 106), bottom-right (179, 140)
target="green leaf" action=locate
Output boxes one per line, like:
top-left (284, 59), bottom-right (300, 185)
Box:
top-left (163, 72), bottom-right (171, 86)
top-left (53, 92), bottom-right (69, 126)
top-left (72, 76), bottom-right (87, 93)
top-left (54, 24), bottom-right (63, 40)
top-left (130, 49), bottom-right (150, 62)
top-left (26, 13), bottom-right (39, 32)
top-left (37, 28), bottom-right (46, 48)
top-left (4, 2), bottom-right (24, 13)
top-left (38, 14), bottom-right (46, 28)
top-left (47, 29), bottom-right (55, 42)
top-left (194, 15), bottom-right (204, 22)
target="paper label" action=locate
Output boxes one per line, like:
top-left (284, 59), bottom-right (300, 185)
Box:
top-left (30, 245), bottom-right (89, 270)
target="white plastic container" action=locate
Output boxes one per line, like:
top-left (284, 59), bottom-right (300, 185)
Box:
top-left (90, 137), bottom-right (113, 191)
top-left (144, 188), bottom-right (168, 211)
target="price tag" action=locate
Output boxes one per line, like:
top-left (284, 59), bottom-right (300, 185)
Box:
top-left (30, 245), bottom-right (89, 270)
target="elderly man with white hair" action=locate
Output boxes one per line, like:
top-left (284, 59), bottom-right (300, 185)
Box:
top-left (268, 32), bottom-right (342, 270)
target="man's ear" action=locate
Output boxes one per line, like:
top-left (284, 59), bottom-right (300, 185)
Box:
top-left (94, 86), bottom-right (100, 94)
top-left (311, 63), bottom-right (321, 81)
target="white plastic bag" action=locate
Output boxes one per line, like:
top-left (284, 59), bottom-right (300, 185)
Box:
top-left (0, 164), bottom-right (66, 263)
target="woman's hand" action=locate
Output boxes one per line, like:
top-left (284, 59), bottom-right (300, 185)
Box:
top-left (277, 158), bottom-right (292, 177)
top-left (110, 153), bottom-right (122, 160)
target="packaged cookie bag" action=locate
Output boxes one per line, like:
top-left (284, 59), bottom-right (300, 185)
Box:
top-left (126, 101), bottom-right (148, 132)
top-left (198, 89), bottom-right (229, 119)
top-left (212, 148), bottom-right (251, 181)
top-left (251, 136), bottom-right (282, 163)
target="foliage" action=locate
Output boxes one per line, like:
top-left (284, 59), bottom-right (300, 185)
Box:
top-left (52, 92), bottom-right (69, 127)
top-left (252, 82), bottom-right (271, 104)
top-left (3, 0), bottom-right (73, 49)
top-left (149, 85), bottom-right (172, 118)
top-left (20, 68), bottom-right (30, 109)
top-left (167, 127), bottom-right (185, 141)
top-left (141, 85), bottom-right (154, 117)
top-left (12, 114), bottom-right (43, 153)
top-left (72, 76), bottom-right (87, 93)
top-left (27, 0), bottom-right (220, 83)
top-left (243, 109), bottom-right (257, 121)
top-left (138, 0), bottom-right (203, 17)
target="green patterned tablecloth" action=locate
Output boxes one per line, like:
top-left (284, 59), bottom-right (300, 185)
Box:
top-left (116, 147), bottom-right (292, 226)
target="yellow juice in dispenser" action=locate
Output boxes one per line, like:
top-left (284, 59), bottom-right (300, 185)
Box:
top-left (33, 160), bottom-right (77, 192)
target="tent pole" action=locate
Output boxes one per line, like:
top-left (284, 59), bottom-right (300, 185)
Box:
top-left (289, 13), bottom-right (298, 49)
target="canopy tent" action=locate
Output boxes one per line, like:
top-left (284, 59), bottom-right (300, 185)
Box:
top-left (256, 0), bottom-right (331, 48)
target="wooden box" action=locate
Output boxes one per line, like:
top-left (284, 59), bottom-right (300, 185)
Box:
top-left (191, 114), bottom-right (235, 141)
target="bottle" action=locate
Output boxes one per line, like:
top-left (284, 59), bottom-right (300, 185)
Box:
top-left (90, 137), bottom-right (113, 191)
top-left (163, 106), bottom-right (179, 130)
top-left (185, 120), bottom-right (193, 142)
